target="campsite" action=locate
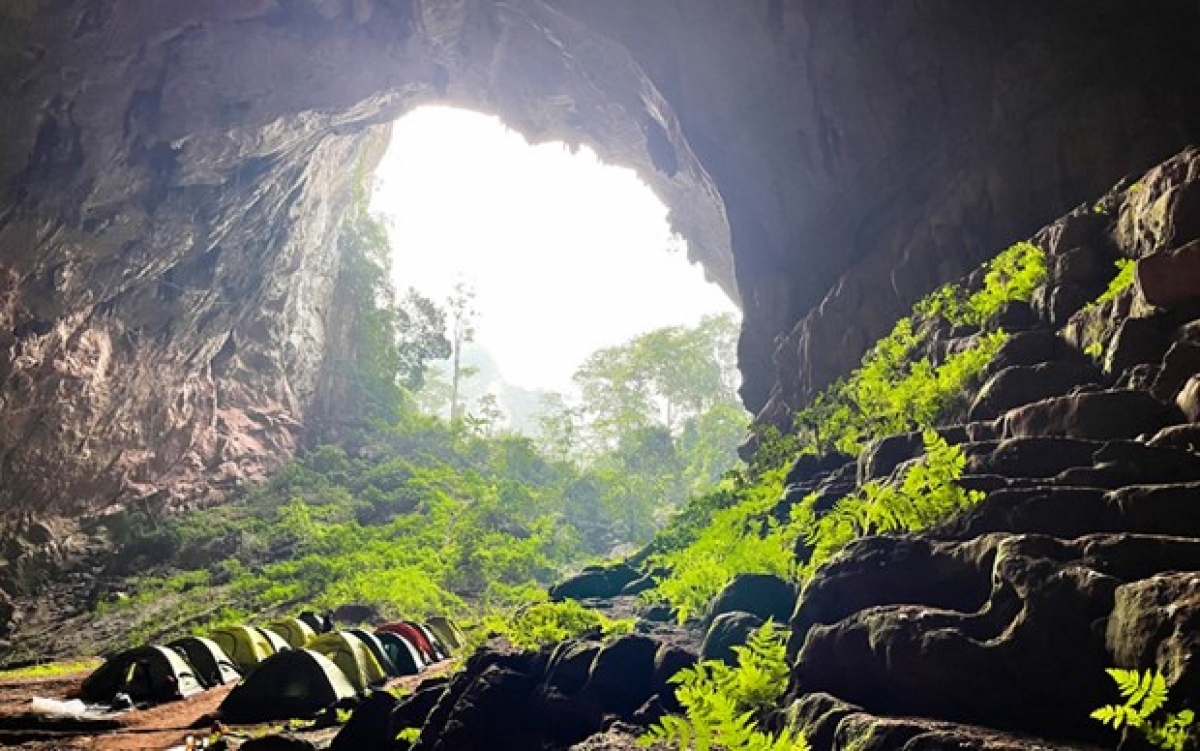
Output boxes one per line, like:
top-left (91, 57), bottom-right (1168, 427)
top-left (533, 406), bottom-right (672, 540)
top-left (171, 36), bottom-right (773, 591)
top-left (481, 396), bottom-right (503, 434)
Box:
top-left (0, 613), bottom-right (463, 749)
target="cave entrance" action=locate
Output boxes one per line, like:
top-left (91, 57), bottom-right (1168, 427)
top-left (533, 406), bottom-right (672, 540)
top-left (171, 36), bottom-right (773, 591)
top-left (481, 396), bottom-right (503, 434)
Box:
top-left (368, 106), bottom-right (739, 430)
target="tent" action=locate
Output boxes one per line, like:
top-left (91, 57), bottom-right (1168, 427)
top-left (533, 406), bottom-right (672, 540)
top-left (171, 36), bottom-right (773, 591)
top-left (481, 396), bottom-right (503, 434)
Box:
top-left (81, 645), bottom-right (204, 703)
top-left (411, 622), bottom-right (450, 660)
top-left (372, 631), bottom-right (424, 676)
top-left (346, 628), bottom-right (398, 677)
top-left (377, 622), bottom-right (437, 663)
top-left (267, 617), bottom-right (316, 649)
top-left (209, 625), bottom-right (277, 671)
top-left (298, 610), bottom-right (331, 635)
top-left (252, 625), bottom-right (292, 654)
top-left (307, 632), bottom-right (387, 693)
top-left (427, 616), bottom-right (467, 652)
top-left (168, 636), bottom-right (241, 688)
top-left (219, 649), bottom-right (356, 723)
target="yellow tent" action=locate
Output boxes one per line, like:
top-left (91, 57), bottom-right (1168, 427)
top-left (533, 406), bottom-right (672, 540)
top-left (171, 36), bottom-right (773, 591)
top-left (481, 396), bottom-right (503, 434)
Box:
top-left (307, 631), bottom-right (387, 693)
top-left (209, 625), bottom-right (276, 672)
top-left (427, 616), bottom-right (467, 652)
top-left (267, 618), bottom-right (316, 649)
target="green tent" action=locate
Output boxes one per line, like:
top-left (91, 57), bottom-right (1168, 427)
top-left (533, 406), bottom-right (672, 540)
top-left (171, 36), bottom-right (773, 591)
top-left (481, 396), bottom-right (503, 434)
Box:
top-left (347, 628), bottom-right (398, 677)
top-left (411, 622), bottom-right (450, 660)
top-left (267, 618), bottom-right (317, 649)
top-left (168, 636), bottom-right (241, 688)
top-left (253, 625), bottom-right (292, 654)
top-left (209, 625), bottom-right (276, 672)
top-left (427, 616), bottom-right (467, 652)
top-left (81, 645), bottom-right (204, 703)
top-left (307, 632), bottom-right (387, 693)
top-left (219, 649), bottom-right (356, 723)
top-left (373, 631), bottom-right (423, 676)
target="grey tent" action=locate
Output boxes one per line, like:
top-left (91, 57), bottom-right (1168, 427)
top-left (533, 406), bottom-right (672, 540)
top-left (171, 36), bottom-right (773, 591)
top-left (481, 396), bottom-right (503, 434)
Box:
top-left (219, 649), bottom-right (356, 723)
top-left (81, 645), bottom-right (204, 704)
top-left (347, 628), bottom-right (399, 677)
top-left (372, 631), bottom-right (424, 676)
top-left (168, 636), bottom-right (241, 688)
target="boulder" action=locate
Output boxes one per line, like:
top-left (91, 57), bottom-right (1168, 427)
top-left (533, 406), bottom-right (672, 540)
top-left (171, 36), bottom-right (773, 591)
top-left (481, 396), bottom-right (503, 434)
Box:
top-left (545, 640), bottom-right (601, 696)
top-left (1052, 245), bottom-right (1108, 286)
top-left (330, 690), bottom-right (397, 751)
top-left (1104, 316), bottom-right (1173, 377)
top-left (700, 611), bottom-right (764, 664)
top-left (1137, 238), bottom-right (1200, 309)
top-left (1106, 572), bottom-right (1200, 705)
top-left (1002, 389), bottom-right (1179, 441)
top-left (1150, 341), bottom-right (1200, 401)
top-left (390, 679), bottom-right (451, 739)
top-left (968, 361), bottom-right (1100, 421)
top-left (423, 665), bottom-right (541, 751)
top-left (582, 635), bottom-right (659, 717)
top-left (331, 603), bottom-right (378, 625)
top-left (1176, 375), bottom-right (1200, 421)
top-left (618, 574), bottom-right (656, 596)
top-left (704, 573), bottom-right (797, 627)
top-left (550, 564), bottom-right (640, 601)
top-left (984, 331), bottom-right (1074, 375)
top-left (1032, 283), bottom-right (1094, 327)
top-left (963, 437), bottom-right (1099, 479)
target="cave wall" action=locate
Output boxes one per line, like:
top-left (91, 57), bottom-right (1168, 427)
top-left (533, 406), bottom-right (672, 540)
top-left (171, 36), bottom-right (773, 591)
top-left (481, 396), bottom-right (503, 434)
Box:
top-left (2, 0), bottom-right (1200, 516)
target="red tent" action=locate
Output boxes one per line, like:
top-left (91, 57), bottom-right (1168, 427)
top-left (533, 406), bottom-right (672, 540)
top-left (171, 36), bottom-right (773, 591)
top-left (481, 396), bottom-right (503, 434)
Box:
top-left (376, 622), bottom-right (436, 663)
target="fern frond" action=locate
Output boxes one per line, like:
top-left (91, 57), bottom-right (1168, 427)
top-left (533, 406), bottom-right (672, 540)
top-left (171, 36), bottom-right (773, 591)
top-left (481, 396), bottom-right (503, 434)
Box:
top-left (1092, 704), bottom-right (1144, 729)
top-left (1140, 671), bottom-right (1170, 716)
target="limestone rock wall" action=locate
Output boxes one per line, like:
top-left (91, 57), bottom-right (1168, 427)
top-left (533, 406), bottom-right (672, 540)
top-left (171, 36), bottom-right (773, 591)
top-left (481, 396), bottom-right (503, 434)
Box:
top-left (2, 0), bottom-right (1200, 517)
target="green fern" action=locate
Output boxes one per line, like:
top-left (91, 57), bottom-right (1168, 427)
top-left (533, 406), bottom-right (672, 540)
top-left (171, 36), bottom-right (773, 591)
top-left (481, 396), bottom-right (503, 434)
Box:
top-left (640, 624), bottom-right (809, 751)
top-left (1092, 668), bottom-right (1194, 751)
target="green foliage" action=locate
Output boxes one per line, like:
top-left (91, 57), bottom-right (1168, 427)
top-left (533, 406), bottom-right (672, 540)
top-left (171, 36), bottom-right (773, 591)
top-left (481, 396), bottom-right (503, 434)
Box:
top-left (646, 467), bottom-right (801, 623)
top-left (645, 244), bottom-right (1033, 619)
top-left (640, 623), bottom-right (809, 751)
top-left (958, 241), bottom-right (1047, 325)
top-left (480, 601), bottom-right (633, 651)
top-left (1090, 258), bottom-right (1137, 309)
top-left (1092, 669), bottom-right (1194, 751)
top-left (793, 327), bottom-right (1006, 456)
top-left (0, 658), bottom-right (101, 680)
top-left (799, 432), bottom-right (982, 576)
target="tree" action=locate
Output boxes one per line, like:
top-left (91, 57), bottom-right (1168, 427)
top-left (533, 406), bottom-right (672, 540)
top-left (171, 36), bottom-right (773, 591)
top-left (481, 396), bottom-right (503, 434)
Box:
top-left (572, 313), bottom-right (743, 450)
top-left (395, 289), bottom-right (451, 390)
top-left (446, 282), bottom-right (478, 424)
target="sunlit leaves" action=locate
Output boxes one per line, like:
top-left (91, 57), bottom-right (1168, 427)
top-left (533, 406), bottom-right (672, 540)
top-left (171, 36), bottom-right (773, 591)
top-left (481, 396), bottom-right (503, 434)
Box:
top-left (640, 624), bottom-right (809, 751)
top-left (1092, 669), bottom-right (1194, 751)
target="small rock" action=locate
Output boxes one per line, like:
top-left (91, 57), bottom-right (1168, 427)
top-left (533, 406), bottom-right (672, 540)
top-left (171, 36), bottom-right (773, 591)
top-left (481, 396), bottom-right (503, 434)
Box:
top-left (700, 611), bottom-right (763, 664)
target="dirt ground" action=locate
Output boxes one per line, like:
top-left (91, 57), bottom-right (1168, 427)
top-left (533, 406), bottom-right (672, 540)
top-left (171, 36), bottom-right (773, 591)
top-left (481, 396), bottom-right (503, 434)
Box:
top-left (0, 663), bottom-right (453, 750)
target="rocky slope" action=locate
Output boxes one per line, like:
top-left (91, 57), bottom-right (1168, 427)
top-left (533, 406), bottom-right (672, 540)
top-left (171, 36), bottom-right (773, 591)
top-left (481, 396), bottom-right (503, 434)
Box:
top-left (2, 2), bottom-right (1200, 529)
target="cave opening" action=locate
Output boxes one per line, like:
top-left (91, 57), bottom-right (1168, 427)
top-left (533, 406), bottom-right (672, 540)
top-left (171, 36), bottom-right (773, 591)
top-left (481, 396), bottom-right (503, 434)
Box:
top-left (367, 105), bottom-right (739, 431)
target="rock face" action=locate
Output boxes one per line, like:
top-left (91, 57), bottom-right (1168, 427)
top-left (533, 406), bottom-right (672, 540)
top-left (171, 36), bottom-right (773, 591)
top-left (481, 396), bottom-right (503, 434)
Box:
top-left (780, 151), bottom-right (1200, 749)
top-left (2, 2), bottom-right (1200, 521)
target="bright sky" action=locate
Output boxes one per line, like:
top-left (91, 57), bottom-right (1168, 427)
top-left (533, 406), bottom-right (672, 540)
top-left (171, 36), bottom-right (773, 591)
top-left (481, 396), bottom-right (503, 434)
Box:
top-left (370, 106), bottom-right (738, 392)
